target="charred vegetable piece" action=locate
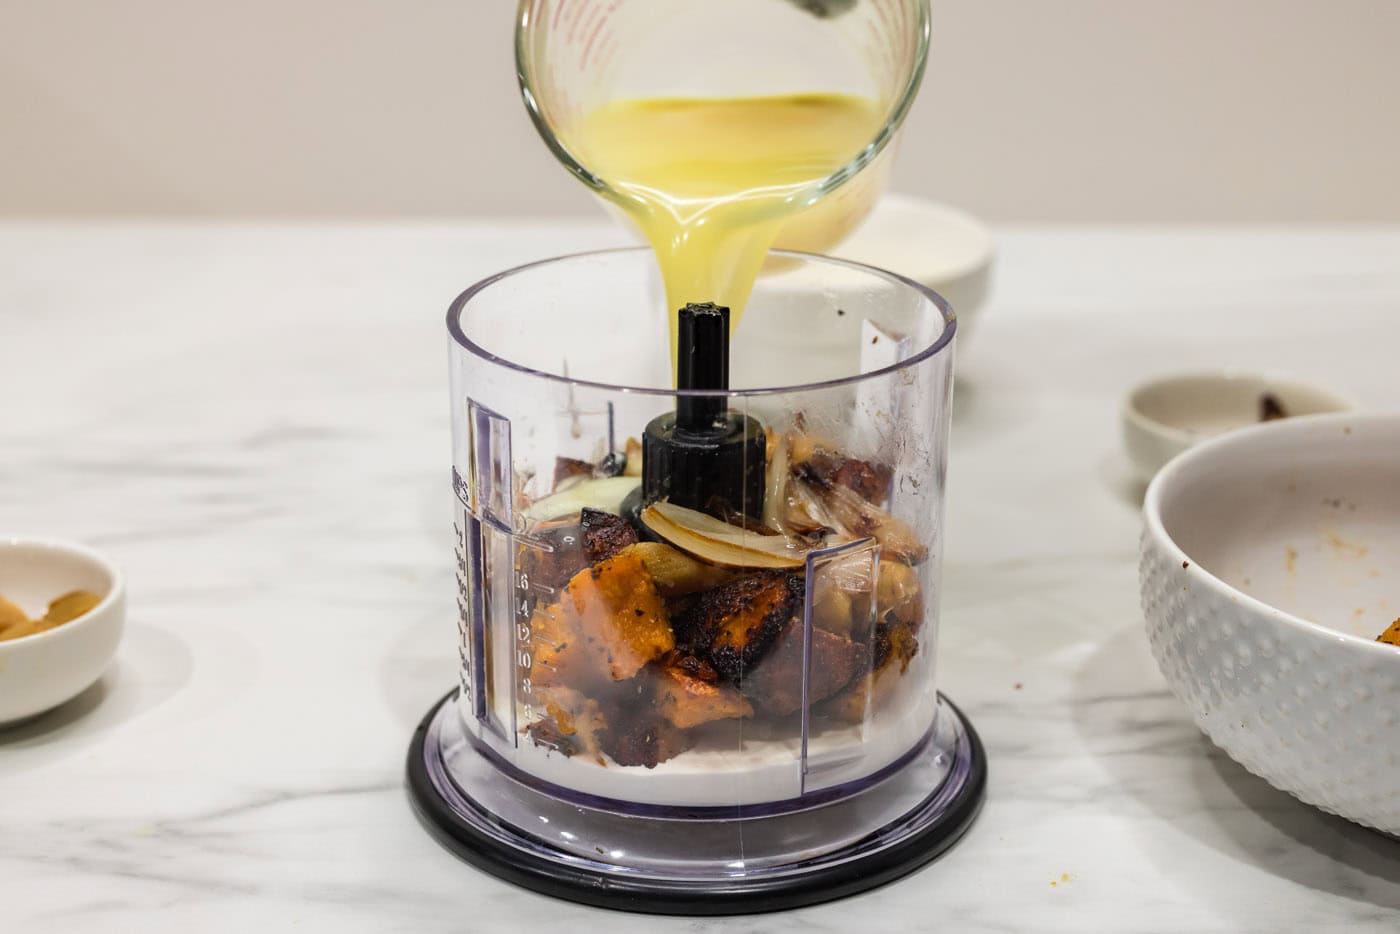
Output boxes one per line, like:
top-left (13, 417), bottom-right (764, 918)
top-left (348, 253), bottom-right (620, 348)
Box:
top-left (667, 651), bottom-right (720, 682)
top-left (797, 448), bottom-right (893, 504)
top-left (525, 717), bottom-right (579, 757)
top-left (620, 542), bottom-right (737, 597)
top-left (530, 551), bottom-right (674, 689)
top-left (677, 571), bottom-right (805, 682)
top-left (795, 465), bottom-right (928, 564)
top-left (580, 508), bottom-right (641, 564)
top-left (599, 711), bottom-right (694, 768)
top-left (553, 457), bottom-right (596, 488)
top-left (531, 687), bottom-right (611, 764)
top-left (740, 620), bottom-right (865, 716)
top-left (654, 659), bottom-right (754, 728)
top-left (873, 618), bottom-right (919, 673)
top-left (518, 519), bottom-right (586, 592)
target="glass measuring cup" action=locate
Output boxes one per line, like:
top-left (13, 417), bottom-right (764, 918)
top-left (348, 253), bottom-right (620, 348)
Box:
top-left (516, 0), bottom-right (931, 254)
top-left (410, 247), bottom-right (983, 911)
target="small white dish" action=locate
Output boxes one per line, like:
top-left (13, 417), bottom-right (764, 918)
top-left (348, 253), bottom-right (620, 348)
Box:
top-left (1139, 412), bottom-right (1400, 834)
top-left (833, 193), bottom-right (995, 342)
top-left (0, 538), bottom-right (125, 725)
top-left (1122, 370), bottom-right (1354, 481)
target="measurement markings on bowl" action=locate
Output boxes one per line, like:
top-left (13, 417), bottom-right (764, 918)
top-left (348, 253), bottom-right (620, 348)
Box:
top-left (514, 531), bottom-right (566, 744)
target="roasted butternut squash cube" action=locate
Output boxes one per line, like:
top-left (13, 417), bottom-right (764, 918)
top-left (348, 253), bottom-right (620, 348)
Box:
top-left (676, 571), bottom-right (805, 682)
top-left (531, 550), bottom-right (674, 689)
top-left (654, 659), bottom-right (754, 729)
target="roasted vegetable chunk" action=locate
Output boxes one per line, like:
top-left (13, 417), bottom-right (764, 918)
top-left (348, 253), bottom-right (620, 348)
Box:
top-left (580, 507), bottom-right (640, 564)
top-left (531, 551), bottom-right (674, 689)
top-left (796, 448), bottom-right (893, 504)
top-left (654, 658), bottom-right (754, 728)
top-left (621, 542), bottom-right (737, 597)
top-left (872, 617), bottom-right (919, 673)
top-left (741, 620), bottom-right (864, 716)
top-left (525, 716), bottom-right (578, 757)
top-left (518, 518), bottom-right (585, 592)
top-left (809, 550), bottom-right (880, 641)
top-left (795, 465), bottom-right (928, 565)
top-left (599, 712), bottom-right (694, 768)
top-left (821, 616), bottom-right (919, 724)
top-left (876, 560), bottom-right (923, 629)
top-left (527, 687), bottom-right (611, 763)
top-left (553, 457), bottom-right (596, 488)
top-left (820, 663), bottom-right (901, 725)
top-left (668, 651), bottom-right (720, 682)
top-left (677, 571), bottom-right (805, 682)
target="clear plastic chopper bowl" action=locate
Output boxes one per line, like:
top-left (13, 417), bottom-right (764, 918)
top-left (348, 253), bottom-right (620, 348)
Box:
top-left (408, 249), bottom-right (983, 913)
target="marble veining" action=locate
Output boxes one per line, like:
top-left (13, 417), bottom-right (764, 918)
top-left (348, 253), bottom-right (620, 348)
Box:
top-left (2, 222), bottom-right (1399, 931)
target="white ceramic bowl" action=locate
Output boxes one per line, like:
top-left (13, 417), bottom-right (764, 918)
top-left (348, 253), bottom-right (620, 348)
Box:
top-left (0, 538), bottom-right (125, 725)
top-left (1122, 370), bottom-right (1354, 482)
top-left (833, 193), bottom-right (995, 342)
top-left (1140, 412), bottom-right (1400, 834)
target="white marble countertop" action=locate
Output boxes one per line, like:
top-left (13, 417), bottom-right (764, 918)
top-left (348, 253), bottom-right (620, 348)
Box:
top-left (2, 221), bottom-right (1399, 931)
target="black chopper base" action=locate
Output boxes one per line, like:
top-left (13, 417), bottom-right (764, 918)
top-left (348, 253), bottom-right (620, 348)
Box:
top-left (406, 689), bottom-right (987, 916)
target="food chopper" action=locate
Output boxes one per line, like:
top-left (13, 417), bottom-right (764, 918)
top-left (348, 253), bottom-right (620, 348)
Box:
top-left (406, 0), bottom-right (984, 914)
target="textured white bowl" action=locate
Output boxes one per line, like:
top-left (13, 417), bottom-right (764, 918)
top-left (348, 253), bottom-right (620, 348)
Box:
top-left (1140, 412), bottom-right (1400, 835)
top-left (1122, 370), bottom-right (1355, 482)
top-left (0, 538), bottom-right (125, 725)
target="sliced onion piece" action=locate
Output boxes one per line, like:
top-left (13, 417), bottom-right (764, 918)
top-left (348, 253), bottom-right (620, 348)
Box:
top-left (524, 476), bottom-right (641, 522)
top-left (806, 480), bottom-right (928, 565)
top-left (762, 432), bottom-right (791, 533)
top-left (641, 502), bottom-right (809, 569)
top-left (783, 474), bottom-right (840, 537)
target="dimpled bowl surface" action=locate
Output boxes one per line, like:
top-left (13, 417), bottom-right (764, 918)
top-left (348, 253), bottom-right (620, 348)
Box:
top-left (1140, 413), bottom-right (1400, 835)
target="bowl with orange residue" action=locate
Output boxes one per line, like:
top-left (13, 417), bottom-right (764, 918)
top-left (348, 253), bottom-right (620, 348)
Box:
top-left (0, 538), bottom-right (125, 725)
top-left (1140, 412), bottom-right (1400, 834)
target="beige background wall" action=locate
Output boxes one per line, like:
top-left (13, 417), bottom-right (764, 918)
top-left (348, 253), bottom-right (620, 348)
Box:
top-left (2, 1), bottom-right (1396, 221)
